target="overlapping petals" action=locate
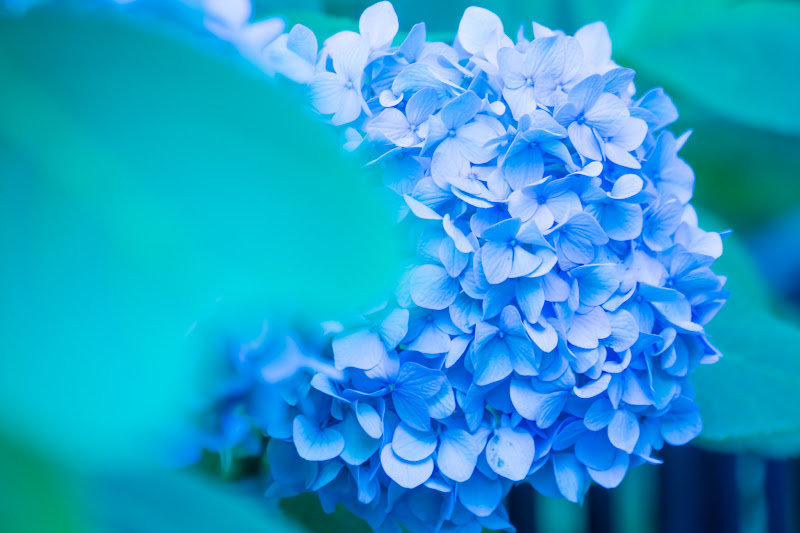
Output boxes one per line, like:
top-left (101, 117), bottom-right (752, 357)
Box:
top-left (193, 3), bottom-right (728, 532)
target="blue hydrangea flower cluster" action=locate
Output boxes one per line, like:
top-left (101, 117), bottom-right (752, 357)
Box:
top-left (190, 3), bottom-right (729, 532)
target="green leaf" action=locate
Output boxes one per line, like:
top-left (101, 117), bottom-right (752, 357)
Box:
top-left (87, 469), bottom-right (309, 533)
top-left (692, 211), bottom-right (800, 456)
top-left (624, 2), bottom-right (800, 136)
top-left (0, 432), bottom-right (83, 533)
top-left (672, 100), bottom-right (800, 230)
top-left (0, 6), bottom-right (399, 468)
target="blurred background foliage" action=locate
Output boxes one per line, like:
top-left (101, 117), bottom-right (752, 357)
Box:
top-left (0, 0), bottom-right (799, 532)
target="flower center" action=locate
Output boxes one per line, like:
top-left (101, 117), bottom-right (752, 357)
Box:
top-left (538, 197), bottom-right (547, 205)
top-left (509, 239), bottom-right (517, 247)
top-left (345, 80), bottom-right (354, 89)
top-left (525, 77), bottom-right (534, 87)
top-left (448, 129), bottom-right (457, 137)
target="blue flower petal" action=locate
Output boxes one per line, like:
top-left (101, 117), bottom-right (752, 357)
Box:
top-left (485, 426), bottom-right (535, 481)
top-left (332, 328), bottom-right (386, 370)
top-left (293, 414), bottom-right (345, 461)
top-left (587, 450), bottom-right (629, 489)
top-left (410, 264), bottom-right (460, 310)
top-left (457, 471), bottom-right (503, 517)
top-left (553, 452), bottom-right (588, 503)
top-left (392, 422), bottom-right (438, 461)
top-left (607, 409), bottom-right (640, 453)
top-left (380, 443), bottom-right (434, 489)
top-left (355, 401), bottom-right (383, 439)
top-left (339, 411), bottom-right (381, 465)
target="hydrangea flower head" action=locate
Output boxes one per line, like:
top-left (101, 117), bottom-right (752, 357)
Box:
top-left (193, 3), bottom-right (729, 532)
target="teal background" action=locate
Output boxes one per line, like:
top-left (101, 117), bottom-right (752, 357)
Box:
top-left (1, 0), bottom-right (799, 532)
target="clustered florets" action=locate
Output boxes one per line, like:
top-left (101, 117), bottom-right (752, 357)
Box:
top-left (192, 3), bottom-right (729, 532)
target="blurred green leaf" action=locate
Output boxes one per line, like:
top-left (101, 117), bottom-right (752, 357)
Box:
top-left (692, 211), bottom-right (800, 456)
top-left (280, 493), bottom-right (372, 533)
top-left (624, 2), bottom-right (800, 136)
top-left (87, 470), bottom-right (308, 533)
top-left (669, 99), bottom-right (800, 230)
top-left (0, 6), bottom-right (399, 468)
top-left (0, 431), bottom-right (84, 533)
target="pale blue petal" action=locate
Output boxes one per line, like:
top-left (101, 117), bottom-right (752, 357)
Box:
top-left (606, 310), bottom-right (638, 352)
top-left (509, 246), bottom-right (544, 279)
top-left (407, 322), bottom-right (452, 354)
top-left (553, 452), bottom-right (588, 503)
top-left (379, 308), bottom-right (410, 350)
top-left (592, 202), bottom-right (643, 241)
top-left (585, 93), bottom-right (628, 137)
top-left (356, 401), bottom-right (383, 439)
top-left (507, 334), bottom-right (539, 376)
top-left (516, 219), bottom-right (551, 247)
top-left (457, 6), bottom-right (505, 55)
top-left (440, 90), bottom-right (481, 130)
top-left (287, 24), bottom-right (317, 64)
top-left (428, 379), bottom-right (456, 419)
top-left (404, 194), bottom-right (443, 220)
top-left (573, 373), bottom-right (611, 398)
top-left (406, 87), bottom-right (440, 125)
top-left (609, 174), bottom-right (644, 200)
top-left (339, 412), bottom-right (381, 465)
top-left (380, 443), bottom-right (434, 489)
top-left (474, 342), bottom-right (513, 386)
top-left (661, 408), bottom-right (702, 445)
top-left (397, 363), bottom-right (446, 398)
top-left (483, 282), bottom-right (515, 320)
top-left (393, 422), bottom-right (438, 461)
top-left (523, 317), bottom-right (558, 352)
top-left (485, 427), bottom-right (535, 481)
top-left (481, 241), bottom-right (514, 284)
top-left (437, 425), bottom-right (490, 482)
top-left (359, 1), bottom-right (398, 50)
top-left (541, 191), bottom-right (581, 226)
top-left (483, 217), bottom-right (521, 242)
top-left (608, 409), bottom-right (640, 453)
top-left (293, 414), bottom-right (345, 461)
top-left (567, 74), bottom-right (604, 111)
top-left (568, 307), bottom-right (611, 349)
top-left (393, 390), bottom-right (432, 432)
top-left (503, 145), bottom-right (543, 190)
top-left (366, 108), bottom-right (414, 146)
top-left (457, 471), bottom-right (503, 517)
top-left (587, 450), bottom-right (629, 489)
top-left (568, 122), bottom-right (602, 160)
top-left (309, 72), bottom-right (348, 115)
top-left (410, 264), bottom-right (460, 310)
top-left (310, 460), bottom-right (344, 491)
top-left (332, 328), bottom-right (386, 370)
top-left (455, 121), bottom-right (500, 164)
top-left (584, 398), bottom-right (615, 430)
top-left (572, 264), bottom-right (620, 307)
top-left (515, 277), bottom-right (545, 323)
